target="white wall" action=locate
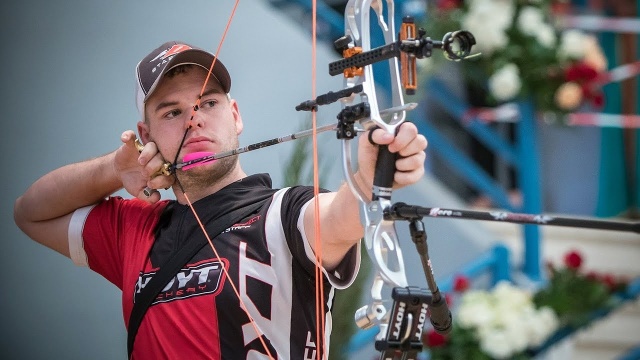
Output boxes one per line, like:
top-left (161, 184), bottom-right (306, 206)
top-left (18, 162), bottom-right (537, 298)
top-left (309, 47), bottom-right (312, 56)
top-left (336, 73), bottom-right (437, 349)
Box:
top-left (0, 1), bottom-right (345, 358)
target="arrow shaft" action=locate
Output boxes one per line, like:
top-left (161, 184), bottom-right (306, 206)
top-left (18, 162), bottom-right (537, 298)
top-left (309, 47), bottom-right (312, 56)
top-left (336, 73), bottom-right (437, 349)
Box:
top-left (175, 122), bottom-right (338, 170)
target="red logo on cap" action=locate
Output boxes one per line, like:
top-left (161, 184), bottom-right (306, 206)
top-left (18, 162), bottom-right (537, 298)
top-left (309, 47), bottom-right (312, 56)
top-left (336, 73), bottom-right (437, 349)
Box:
top-left (164, 44), bottom-right (191, 58)
top-left (150, 44), bottom-right (192, 63)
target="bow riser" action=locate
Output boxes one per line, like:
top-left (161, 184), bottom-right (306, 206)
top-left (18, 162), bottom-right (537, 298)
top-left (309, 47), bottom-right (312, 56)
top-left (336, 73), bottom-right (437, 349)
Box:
top-left (342, 0), bottom-right (406, 133)
top-left (338, 0), bottom-right (412, 348)
top-left (340, 0), bottom-right (409, 288)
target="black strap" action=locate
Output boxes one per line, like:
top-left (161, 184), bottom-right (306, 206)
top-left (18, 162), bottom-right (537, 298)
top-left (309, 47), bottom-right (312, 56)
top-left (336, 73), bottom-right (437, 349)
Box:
top-left (126, 199), bottom-right (269, 358)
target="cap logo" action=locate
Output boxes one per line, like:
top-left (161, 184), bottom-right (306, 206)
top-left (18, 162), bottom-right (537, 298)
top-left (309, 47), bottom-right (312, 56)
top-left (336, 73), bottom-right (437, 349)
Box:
top-left (148, 44), bottom-right (194, 74)
top-left (150, 44), bottom-right (192, 63)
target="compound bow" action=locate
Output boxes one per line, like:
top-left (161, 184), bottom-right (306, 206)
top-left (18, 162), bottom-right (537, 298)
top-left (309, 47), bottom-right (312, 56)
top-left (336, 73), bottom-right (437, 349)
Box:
top-left (296, 0), bottom-right (476, 358)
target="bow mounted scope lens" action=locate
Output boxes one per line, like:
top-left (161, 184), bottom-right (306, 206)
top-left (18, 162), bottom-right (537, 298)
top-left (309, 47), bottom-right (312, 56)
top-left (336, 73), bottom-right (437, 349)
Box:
top-left (442, 31), bottom-right (476, 61)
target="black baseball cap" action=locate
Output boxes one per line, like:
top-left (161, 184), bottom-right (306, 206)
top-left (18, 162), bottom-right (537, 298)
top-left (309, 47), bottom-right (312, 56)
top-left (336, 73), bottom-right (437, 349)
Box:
top-left (135, 41), bottom-right (232, 119)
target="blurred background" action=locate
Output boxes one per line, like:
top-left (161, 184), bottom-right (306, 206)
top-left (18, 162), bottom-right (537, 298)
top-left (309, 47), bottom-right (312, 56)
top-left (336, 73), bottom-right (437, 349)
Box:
top-left (1, 0), bottom-right (638, 359)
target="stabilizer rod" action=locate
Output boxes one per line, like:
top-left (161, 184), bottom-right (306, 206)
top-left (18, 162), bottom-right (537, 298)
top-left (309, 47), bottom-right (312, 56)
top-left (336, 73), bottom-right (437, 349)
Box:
top-left (387, 203), bottom-right (640, 234)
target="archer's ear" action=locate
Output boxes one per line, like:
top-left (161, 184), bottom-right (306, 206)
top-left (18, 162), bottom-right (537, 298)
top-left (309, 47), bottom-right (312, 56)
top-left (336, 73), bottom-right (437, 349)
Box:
top-left (230, 99), bottom-right (243, 135)
top-left (137, 121), bottom-right (151, 144)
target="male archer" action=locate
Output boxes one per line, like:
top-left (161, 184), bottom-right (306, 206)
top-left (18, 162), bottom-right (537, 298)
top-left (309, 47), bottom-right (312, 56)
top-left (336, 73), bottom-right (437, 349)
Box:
top-left (14, 41), bottom-right (427, 359)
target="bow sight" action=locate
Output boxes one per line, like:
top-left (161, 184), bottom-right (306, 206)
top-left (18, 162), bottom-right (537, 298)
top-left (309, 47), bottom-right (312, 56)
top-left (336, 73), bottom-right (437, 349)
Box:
top-left (329, 16), bottom-right (476, 95)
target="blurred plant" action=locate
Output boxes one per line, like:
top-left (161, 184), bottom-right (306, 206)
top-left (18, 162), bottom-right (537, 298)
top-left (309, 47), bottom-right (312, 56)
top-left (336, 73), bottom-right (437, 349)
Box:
top-left (423, 250), bottom-right (630, 359)
top-left (533, 249), bottom-right (628, 328)
top-left (426, 280), bottom-right (559, 359)
top-left (282, 116), bottom-right (332, 187)
top-left (420, 0), bottom-right (608, 118)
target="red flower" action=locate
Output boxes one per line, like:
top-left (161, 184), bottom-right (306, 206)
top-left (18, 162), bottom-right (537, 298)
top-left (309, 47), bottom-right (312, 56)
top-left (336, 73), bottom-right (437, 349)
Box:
top-left (453, 275), bottom-right (470, 292)
top-left (590, 91), bottom-right (605, 108)
top-left (563, 62), bottom-right (605, 109)
top-left (565, 62), bottom-right (599, 82)
top-left (600, 273), bottom-right (617, 291)
top-left (436, 0), bottom-right (461, 11)
top-left (585, 271), bottom-right (599, 281)
top-left (564, 250), bottom-right (583, 270)
top-left (445, 292), bottom-right (453, 306)
top-left (423, 329), bottom-right (448, 347)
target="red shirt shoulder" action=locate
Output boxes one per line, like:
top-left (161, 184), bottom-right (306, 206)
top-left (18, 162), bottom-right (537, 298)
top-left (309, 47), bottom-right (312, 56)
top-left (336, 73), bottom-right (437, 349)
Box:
top-left (83, 197), bottom-right (170, 290)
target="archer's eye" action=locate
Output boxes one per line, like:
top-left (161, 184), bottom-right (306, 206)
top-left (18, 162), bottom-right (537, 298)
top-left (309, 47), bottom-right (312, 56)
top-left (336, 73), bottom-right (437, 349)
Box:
top-left (164, 109), bottom-right (182, 120)
top-left (201, 99), bottom-right (217, 109)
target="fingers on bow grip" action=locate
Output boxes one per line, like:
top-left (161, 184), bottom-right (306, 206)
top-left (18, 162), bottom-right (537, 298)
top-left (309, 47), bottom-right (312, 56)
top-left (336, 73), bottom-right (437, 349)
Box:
top-left (367, 125), bottom-right (404, 146)
top-left (367, 127), bottom-right (379, 146)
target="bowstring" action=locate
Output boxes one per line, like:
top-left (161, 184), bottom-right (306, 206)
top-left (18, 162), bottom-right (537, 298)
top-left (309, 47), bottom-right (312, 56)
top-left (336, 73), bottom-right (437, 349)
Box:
top-left (183, 193), bottom-right (273, 358)
top-left (177, 1), bottom-right (274, 358)
top-left (309, 1), bottom-right (327, 359)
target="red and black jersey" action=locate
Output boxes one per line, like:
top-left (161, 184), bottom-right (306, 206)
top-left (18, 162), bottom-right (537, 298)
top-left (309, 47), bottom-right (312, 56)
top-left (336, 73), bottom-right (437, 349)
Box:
top-left (69, 174), bottom-right (360, 359)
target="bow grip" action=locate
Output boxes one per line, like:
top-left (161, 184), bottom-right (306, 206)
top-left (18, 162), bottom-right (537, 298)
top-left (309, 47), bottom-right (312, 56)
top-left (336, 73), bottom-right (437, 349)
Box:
top-left (372, 144), bottom-right (397, 201)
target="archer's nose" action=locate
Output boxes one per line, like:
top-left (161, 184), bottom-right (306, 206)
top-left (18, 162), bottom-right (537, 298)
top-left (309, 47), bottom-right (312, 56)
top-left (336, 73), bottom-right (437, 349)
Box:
top-left (186, 105), bottom-right (206, 129)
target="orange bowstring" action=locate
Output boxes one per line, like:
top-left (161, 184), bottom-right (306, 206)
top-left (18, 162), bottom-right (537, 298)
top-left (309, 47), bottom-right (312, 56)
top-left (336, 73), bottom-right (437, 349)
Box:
top-left (183, 194), bottom-right (274, 358)
top-left (185, 0), bottom-right (240, 130)
top-left (310, 1), bottom-right (326, 359)
top-left (180, 1), bottom-right (274, 358)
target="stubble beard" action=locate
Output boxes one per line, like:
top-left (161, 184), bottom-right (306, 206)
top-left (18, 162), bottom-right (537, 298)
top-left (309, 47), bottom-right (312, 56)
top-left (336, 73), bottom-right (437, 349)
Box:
top-left (176, 154), bottom-right (239, 193)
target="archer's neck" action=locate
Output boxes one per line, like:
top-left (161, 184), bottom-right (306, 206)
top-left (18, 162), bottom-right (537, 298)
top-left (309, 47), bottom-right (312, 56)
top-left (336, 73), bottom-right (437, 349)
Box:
top-left (173, 164), bottom-right (247, 204)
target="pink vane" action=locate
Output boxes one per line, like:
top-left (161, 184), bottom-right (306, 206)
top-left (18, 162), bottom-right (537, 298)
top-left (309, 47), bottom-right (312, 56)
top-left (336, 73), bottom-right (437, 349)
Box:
top-left (182, 152), bottom-right (216, 171)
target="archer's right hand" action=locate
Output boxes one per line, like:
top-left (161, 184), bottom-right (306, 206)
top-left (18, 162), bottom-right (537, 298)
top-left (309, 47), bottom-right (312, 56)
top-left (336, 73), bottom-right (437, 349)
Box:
top-left (115, 130), bottom-right (174, 203)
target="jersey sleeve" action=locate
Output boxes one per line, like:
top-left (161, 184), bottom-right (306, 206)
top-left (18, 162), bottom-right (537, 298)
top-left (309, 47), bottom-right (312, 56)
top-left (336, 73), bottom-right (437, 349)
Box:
top-left (68, 196), bottom-right (168, 289)
top-left (281, 186), bottom-right (361, 289)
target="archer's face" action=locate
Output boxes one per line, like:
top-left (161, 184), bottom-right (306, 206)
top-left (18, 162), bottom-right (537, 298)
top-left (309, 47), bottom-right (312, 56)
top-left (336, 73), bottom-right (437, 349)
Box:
top-left (139, 65), bottom-right (243, 179)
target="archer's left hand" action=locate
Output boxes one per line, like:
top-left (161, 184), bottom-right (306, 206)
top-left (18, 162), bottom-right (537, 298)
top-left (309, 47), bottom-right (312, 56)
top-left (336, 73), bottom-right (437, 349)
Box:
top-left (356, 122), bottom-right (427, 191)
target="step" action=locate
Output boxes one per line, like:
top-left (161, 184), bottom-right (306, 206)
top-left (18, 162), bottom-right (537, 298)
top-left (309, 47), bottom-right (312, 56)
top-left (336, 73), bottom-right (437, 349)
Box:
top-left (481, 215), bottom-right (640, 360)
top-left (482, 217), bottom-right (640, 277)
top-left (572, 300), bottom-right (640, 359)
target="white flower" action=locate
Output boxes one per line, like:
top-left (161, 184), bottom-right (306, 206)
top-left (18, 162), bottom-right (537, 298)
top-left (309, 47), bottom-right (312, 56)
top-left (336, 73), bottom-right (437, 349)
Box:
top-left (516, 6), bottom-right (556, 48)
top-left (493, 281), bottom-right (531, 306)
top-left (480, 310), bottom-right (530, 353)
top-left (454, 282), bottom-right (560, 357)
top-left (467, 0), bottom-right (514, 26)
top-left (517, 6), bottom-right (545, 36)
top-left (558, 29), bottom-right (589, 60)
top-left (462, 0), bottom-right (514, 55)
top-left (488, 64), bottom-right (521, 100)
top-left (462, 16), bottom-right (508, 54)
top-left (503, 319), bottom-right (530, 352)
top-left (536, 24), bottom-right (557, 48)
top-left (479, 329), bottom-right (515, 359)
top-left (457, 292), bottom-right (494, 329)
top-left (527, 306), bottom-right (560, 347)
